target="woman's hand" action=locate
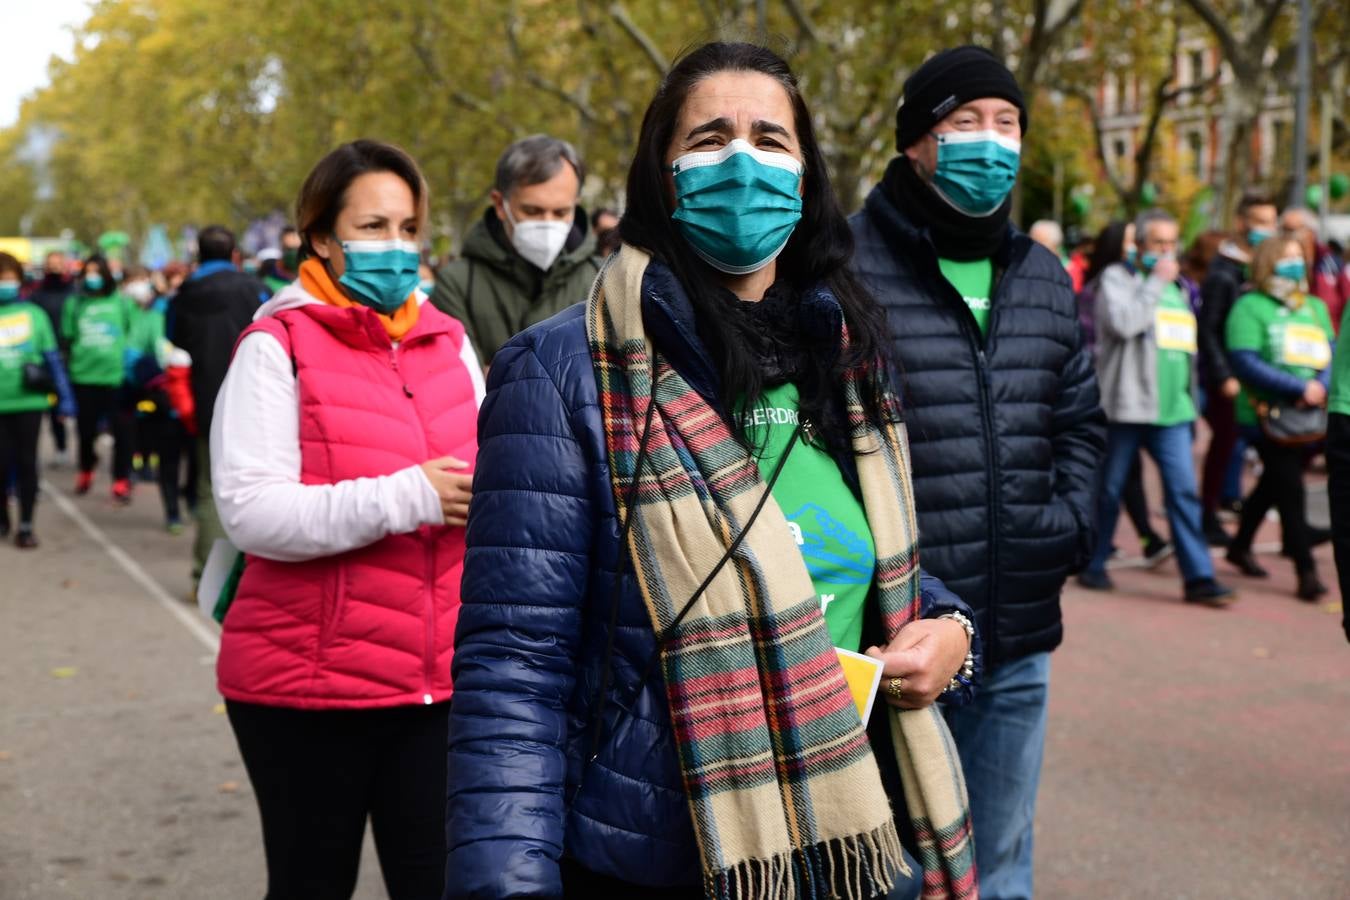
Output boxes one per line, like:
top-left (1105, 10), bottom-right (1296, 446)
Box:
top-left (1302, 380), bottom-right (1327, 408)
top-left (421, 456), bottom-right (473, 526)
top-left (864, 618), bottom-right (970, 709)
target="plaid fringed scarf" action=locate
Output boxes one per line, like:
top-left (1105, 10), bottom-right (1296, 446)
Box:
top-left (587, 246), bottom-right (977, 900)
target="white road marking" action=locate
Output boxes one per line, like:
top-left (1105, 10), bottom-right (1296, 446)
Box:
top-left (41, 479), bottom-right (220, 654)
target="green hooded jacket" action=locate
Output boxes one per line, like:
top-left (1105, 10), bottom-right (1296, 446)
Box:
top-left (431, 208), bottom-right (599, 363)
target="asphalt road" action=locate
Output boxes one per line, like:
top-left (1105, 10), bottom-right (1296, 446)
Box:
top-left (1, 442), bottom-right (1347, 899)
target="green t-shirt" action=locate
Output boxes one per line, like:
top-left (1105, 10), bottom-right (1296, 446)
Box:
top-left (938, 257), bottom-right (993, 336)
top-left (128, 299), bottom-right (169, 369)
top-left (0, 302), bottom-right (58, 414)
top-left (742, 383), bottom-right (876, 652)
top-left (1225, 290), bottom-right (1334, 426)
top-left (1154, 282), bottom-right (1198, 427)
top-left (62, 292), bottom-right (135, 387)
top-left (1328, 303), bottom-right (1350, 417)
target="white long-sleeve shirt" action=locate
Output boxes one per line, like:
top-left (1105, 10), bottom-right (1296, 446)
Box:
top-left (210, 293), bottom-right (486, 563)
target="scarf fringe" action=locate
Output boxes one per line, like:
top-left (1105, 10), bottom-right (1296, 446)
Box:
top-left (707, 820), bottom-right (909, 900)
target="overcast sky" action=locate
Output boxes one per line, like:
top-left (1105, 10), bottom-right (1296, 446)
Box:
top-left (0, 0), bottom-right (92, 128)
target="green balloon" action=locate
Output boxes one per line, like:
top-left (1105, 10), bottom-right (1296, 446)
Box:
top-left (1331, 172), bottom-right (1348, 201)
top-left (1306, 184), bottom-right (1323, 209)
top-left (1139, 182), bottom-right (1157, 206)
top-left (1070, 193), bottom-right (1091, 217)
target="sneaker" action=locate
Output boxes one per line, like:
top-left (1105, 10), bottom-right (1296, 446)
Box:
top-left (14, 528), bottom-right (38, 550)
top-left (1141, 537), bottom-right (1174, 569)
top-left (1077, 570), bottom-right (1114, 591)
top-left (74, 470), bottom-right (94, 495)
top-left (1225, 548), bottom-right (1269, 578)
top-left (1184, 578), bottom-right (1237, 607)
top-left (1202, 514), bottom-right (1231, 548)
top-left (166, 519), bottom-right (185, 536)
top-left (112, 479), bottom-right (133, 505)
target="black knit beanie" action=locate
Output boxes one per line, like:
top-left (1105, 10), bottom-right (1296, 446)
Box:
top-left (895, 46), bottom-right (1028, 151)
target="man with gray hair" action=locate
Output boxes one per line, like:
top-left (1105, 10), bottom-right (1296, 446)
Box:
top-left (1077, 209), bottom-right (1235, 605)
top-left (431, 134), bottom-right (598, 363)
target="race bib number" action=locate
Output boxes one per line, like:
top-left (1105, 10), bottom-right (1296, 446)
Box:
top-left (0, 312), bottom-right (33, 348)
top-left (1155, 307), bottom-right (1197, 354)
top-left (1280, 323), bottom-right (1331, 369)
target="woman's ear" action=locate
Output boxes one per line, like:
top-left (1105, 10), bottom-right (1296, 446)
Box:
top-left (312, 235), bottom-right (333, 261)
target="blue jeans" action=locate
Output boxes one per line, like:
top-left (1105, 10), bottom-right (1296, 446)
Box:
top-left (1087, 422), bottom-right (1214, 583)
top-left (944, 652), bottom-right (1050, 900)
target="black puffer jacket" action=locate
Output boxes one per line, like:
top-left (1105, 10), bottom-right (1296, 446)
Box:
top-left (850, 186), bottom-right (1105, 666)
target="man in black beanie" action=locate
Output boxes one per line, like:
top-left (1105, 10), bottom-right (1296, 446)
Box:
top-left (850, 46), bottom-right (1105, 899)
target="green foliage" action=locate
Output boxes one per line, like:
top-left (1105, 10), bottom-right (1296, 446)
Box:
top-left (4, 0), bottom-right (1342, 251)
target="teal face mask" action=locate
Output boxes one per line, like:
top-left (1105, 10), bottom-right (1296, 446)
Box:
top-left (1273, 258), bottom-right (1306, 282)
top-left (1139, 251), bottom-right (1174, 274)
top-left (0, 282), bottom-right (19, 302)
top-left (1247, 228), bottom-right (1273, 248)
top-left (670, 139), bottom-right (803, 275)
top-left (930, 130), bottom-right (1021, 216)
top-left (337, 240), bottom-right (421, 313)
top-left (418, 279), bottom-right (435, 295)
top-left (1126, 247), bottom-right (1138, 266)
top-left (84, 275), bottom-right (105, 292)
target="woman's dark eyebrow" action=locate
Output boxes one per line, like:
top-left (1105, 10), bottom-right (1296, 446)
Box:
top-left (753, 120), bottom-right (790, 138)
top-left (686, 117), bottom-right (733, 140)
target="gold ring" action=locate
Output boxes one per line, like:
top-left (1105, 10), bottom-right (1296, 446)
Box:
top-left (885, 676), bottom-right (905, 699)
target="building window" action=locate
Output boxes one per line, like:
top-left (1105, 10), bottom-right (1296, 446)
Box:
top-left (1187, 131), bottom-right (1205, 179)
top-left (1113, 138), bottom-right (1130, 174)
top-left (1115, 73), bottom-right (1130, 114)
top-left (1190, 49), bottom-right (1205, 85)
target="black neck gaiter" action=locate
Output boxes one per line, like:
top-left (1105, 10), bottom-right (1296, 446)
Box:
top-left (882, 156), bottom-right (1010, 262)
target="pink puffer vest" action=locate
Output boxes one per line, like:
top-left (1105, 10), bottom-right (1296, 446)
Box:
top-left (217, 301), bottom-right (478, 710)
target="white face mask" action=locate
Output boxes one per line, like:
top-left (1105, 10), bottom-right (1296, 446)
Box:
top-left (125, 280), bottom-right (155, 305)
top-left (505, 201), bottom-right (571, 271)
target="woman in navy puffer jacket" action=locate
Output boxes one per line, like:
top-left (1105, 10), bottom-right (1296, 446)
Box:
top-left (445, 43), bottom-right (982, 900)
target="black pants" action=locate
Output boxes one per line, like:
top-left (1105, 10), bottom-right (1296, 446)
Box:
top-left (0, 411), bottom-right (43, 525)
top-left (226, 700), bottom-right (449, 900)
top-left (561, 858), bottom-right (703, 898)
top-left (73, 384), bottom-right (132, 480)
top-left (48, 407), bottom-right (67, 453)
top-left (146, 416), bottom-right (191, 521)
top-left (1232, 437), bottom-right (1314, 571)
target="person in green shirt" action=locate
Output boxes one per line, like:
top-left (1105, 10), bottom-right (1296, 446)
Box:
top-left (1078, 210), bottom-right (1234, 605)
top-left (1325, 302), bottom-right (1350, 642)
top-left (62, 255), bottom-right (137, 503)
top-left (1224, 235), bottom-right (1334, 599)
top-left (0, 252), bottom-right (76, 547)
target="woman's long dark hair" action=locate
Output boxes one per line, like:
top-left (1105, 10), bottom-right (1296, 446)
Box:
top-left (1083, 221), bottom-right (1129, 287)
top-left (80, 255), bottom-right (115, 297)
top-left (619, 42), bottom-right (893, 450)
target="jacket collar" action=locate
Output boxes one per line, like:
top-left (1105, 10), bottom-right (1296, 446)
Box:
top-left (863, 182), bottom-right (1023, 270)
top-left (258, 283), bottom-right (454, 351)
top-left (191, 260), bottom-right (236, 281)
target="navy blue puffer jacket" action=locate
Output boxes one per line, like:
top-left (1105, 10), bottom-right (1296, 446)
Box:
top-left (444, 264), bottom-right (979, 898)
top-left (850, 186), bottom-right (1106, 667)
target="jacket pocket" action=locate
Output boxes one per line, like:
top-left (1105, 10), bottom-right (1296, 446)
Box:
top-left (319, 563), bottom-right (348, 647)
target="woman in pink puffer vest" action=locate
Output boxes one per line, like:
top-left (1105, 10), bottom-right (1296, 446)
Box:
top-left (211, 140), bottom-right (482, 900)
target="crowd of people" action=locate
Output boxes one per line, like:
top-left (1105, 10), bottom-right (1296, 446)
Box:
top-left (3, 38), bottom-right (1348, 900)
